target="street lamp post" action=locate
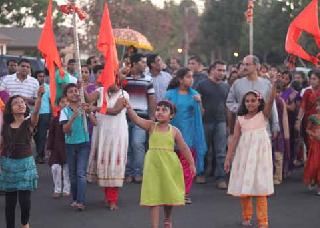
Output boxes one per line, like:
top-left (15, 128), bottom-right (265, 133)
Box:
top-left (247, 0), bottom-right (254, 55)
top-left (183, 7), bottom-right (190, 67)
top-left (183, 5), bottom-right (197, 66)
top-left (249, 19), bottom-right (253, 55)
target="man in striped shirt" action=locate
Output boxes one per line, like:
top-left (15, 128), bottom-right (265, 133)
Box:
top-left (124, 53), bottom-right (156, 183)
top-left (1, 59), bottom-right (39, 106)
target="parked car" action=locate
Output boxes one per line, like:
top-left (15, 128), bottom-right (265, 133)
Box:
top-left (0, 55), bottom-right (44, 77)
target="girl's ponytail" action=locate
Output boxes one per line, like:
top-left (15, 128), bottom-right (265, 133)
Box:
top-left (167, 77), bottom-right (180, 90)
top-left (167, 67), bottom-right (190, 90)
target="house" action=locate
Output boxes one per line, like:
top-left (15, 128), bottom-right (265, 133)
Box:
top-left (0, 27), bottom-right (65, 56)
top-left (0, 27), bottom-right (42, 55)
top-left (0, 27), bottom-right (89, 64)
top-left (0, 33), bottom-right (13, 55)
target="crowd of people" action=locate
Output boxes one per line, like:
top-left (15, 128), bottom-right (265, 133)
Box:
top-left (0, 51), bottom-right (320, 228)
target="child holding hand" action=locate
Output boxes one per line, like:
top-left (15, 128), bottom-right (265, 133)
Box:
top-left (224, 82), bottom-right (276, 228)
top-left (0, 86), bottom-right (45, 228)
top-left (47, 96), bottom-right (71, 198)
top-left (59, 83), bottom-right (97, 211)
top-left (126, 100), bottom-right (196, 228)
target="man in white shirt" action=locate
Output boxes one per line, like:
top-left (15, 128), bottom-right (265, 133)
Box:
top-left (6, 59), bottom-right (18, 75)
top-left (66, 59), bottom-right (78, 83)
top-left (1, 59), bottom-right (39, 106)
top-left (146, 54), bottom-right (172, 102)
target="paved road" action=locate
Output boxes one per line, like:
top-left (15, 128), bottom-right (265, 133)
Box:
top-left (1, 165), bottom-right (319, 228)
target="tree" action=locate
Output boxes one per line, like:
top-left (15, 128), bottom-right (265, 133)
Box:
top-left (83, 0), bottom-right (184, 59)
top-left (245, 0), bottom-right (312, 65)
top-left (193, 0), bottom-right (247, 64)
top-left (0, 0), bottom-right (64, 26)
top-left (196, 0), bottom-right (314, 65)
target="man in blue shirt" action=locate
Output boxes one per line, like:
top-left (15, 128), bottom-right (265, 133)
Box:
top-left (34, 70), bottom-right (51, 164)
top-left (188, 55), bottom-right (208, 89)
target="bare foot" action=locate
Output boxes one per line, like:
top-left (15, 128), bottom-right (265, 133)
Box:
top-left (22, 223), bottom-right (29, 228)
top-left (109, 203), bottom-right (119, 211)
top-left (52, 192), bottom-right (60, 199)
top-left (164, 218), bottom-right (172, 228)
top-left (62, 192), bottom-right (70, 197)
top-left (125, 176), bottom-right (133, 184)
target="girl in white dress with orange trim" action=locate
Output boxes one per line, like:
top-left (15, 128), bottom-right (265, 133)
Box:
top-left (224, 82), bottom-right (276, 228)
top-left (86, 84), bottom-right (129, 211)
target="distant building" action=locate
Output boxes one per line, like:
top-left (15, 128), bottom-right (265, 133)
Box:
top-left (0, 33), bottom-right (13, 55)
top-left (0, 27), bottom-right (65, 56)
top-left (0, 27), bottom-right (42, 55)
top-left (0, 27), bottom-right (88, 65)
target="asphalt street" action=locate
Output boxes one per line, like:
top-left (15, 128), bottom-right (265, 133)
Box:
top-left (0, 165), bottom-right (319, 228)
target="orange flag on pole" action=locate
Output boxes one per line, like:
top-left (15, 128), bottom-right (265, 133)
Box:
top-left (285, 0), bottom-right (320, 66)
top-left (38, 0), bottom-right (64, 116)
top-left (245, 0), bottom-right (254, 23)
top-left (96, 3), bottom-right (119, 114)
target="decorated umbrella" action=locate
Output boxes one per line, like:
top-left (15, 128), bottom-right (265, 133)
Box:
top-left (113, 28), bottom-right (154, 51)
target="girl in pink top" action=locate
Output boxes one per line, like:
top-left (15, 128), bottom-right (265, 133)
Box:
top-left (224, 82), bottom-right (276, 228)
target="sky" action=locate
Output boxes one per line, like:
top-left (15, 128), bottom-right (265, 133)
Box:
top-left (150, 0), bottom-right (205, 12)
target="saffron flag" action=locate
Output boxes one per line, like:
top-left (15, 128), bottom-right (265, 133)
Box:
top-left (38, 0), bottom-right (64, 116)
top-left (57, 0), bottom-right (88, 20)
top-left (245, 0), bottom-right (254, 23)
top-left (285, 0), bottom-right (320, 65)
top-left (96, 3), bottom-right (119, 114)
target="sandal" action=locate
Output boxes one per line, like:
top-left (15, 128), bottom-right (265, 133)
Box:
top-left (164, 218), bottom-right (172, 228)
top-left (76, 203), bottom-right (86, 211)
top-left (241, 220), bottom-right (252, 227)
top-left (185, 196), bottom-right (192, 204)
top-left (70, 201), bottom-right (78, 208)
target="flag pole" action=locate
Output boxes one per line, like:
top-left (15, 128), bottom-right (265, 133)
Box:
top-left (249, 19), bottom-right (253, 55)
top-left (71, 0), bottom-right (88, 132)
top-left (247, 0), bottom-right (254, 55)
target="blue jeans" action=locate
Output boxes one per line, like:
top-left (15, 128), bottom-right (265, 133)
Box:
top-left (125, 121), bottom-right (147, 177)
top-left (204, 121), bottom-right (227, 181)
top-left (66, 143), bottom-right (90, 204)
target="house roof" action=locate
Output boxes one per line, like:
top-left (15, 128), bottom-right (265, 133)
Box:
top-left (0, 27), bottom-right (64, 48)
top-left (0, 27), bottom-right (42, 48)
top-left (0, 33), bottom-right (13, 43)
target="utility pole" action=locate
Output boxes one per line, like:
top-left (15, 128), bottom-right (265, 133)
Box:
top-left (246, 0), bottom-right (254, 55)
top-left (183, 4), bottom-right (197, 66)
top-left (183, 7), bottom-right (190, 67)
top-left (249, 17), bottom-right (253, 55)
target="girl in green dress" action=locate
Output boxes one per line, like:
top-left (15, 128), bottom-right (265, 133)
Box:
top-left (126, 100), bottom-right (196, 228)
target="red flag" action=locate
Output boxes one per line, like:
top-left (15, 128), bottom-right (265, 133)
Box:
top-left (245, 0), bottom-right (254, 23)
top-left (96, 3), bottom-right (119, 114)
top-left (285, 0), bottom-right (320, 66)
top-left (38, 0), bottom-right (64, 116)
top-left (58, 1), bottom-right (88, 20)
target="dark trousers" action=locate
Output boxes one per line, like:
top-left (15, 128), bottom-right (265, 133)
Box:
top-left (5, 190), bottom-right (31, 228)
top-left (34, 113), bottom-right (51, 159)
